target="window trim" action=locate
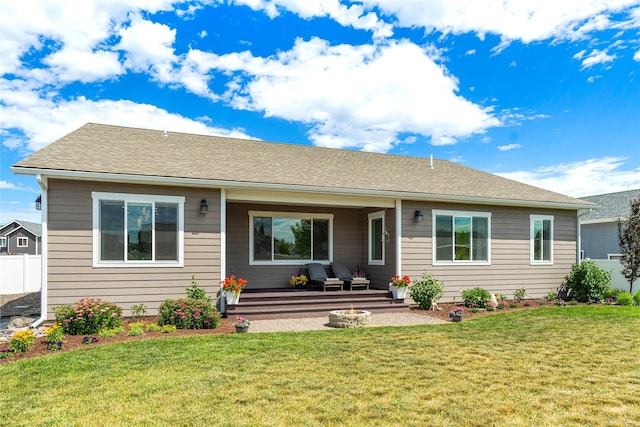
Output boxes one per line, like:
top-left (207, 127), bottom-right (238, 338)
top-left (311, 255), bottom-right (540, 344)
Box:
top-left (92, 192), bottom-right (184, 268)
top-left (368, 211), bottom-right (385, 266)
top-left (0, 237), bottom-right (6, 247)
top-left (17, 237), bottom-right (28, 247)
top-left (530, 214), bottom-right (554, 265)
top-left (432, 209), bottom-right (492, 266)
top-left (248, 210), bottom-right (334, 266)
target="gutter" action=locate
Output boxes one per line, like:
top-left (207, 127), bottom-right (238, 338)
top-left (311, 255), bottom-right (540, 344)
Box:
top-left (11, 166), bottom-right (595, 211)
top-left (32, 174), bottom-right (48, 328)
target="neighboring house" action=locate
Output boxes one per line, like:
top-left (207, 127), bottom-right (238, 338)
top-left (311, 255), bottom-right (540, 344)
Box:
top-left (0, 220), bottom-right (42, 255)
top-left (11, 123), bottom-right (593, 318)
top-left (579, 189), bottom-right (640, 260)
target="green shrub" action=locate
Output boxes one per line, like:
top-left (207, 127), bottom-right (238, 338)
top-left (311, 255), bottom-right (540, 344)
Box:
top-left (616, 292), bottom-right (634, 306)
top-left (161, 325), bottom-right (177, 333)
top-left (543, 289), bottom-right (557, 302)
top-left (410, 271), bottom-right (444, 310)
top-left (513, 287), bottom-right (527, 303)
top-left (127, 322), bottom-right (145, 336)
top-left (185, 275), bottom-right (210, 302)
top-left (634, 290), bottom-right (640, 306)
top-left (509, 303), bottom-right (519, 308)
top-left (44, 324), bottom-right (64, 342)
top-left (98, 326), bottom-right (125, 337)
top-left (54, 298), bottom-right (123, 335)
top-left (564, 260), bottom-right (612, 303)
top-left (145, 323), bottom-right (162, 332)
top-left (603, 288), bottom-right (621, 300)
top-left (158, 298), bottom-right (220, 329)
top-left (461, 287), bottom-right (491, 308)
top-left (131, 304), bottom-right (147, 321)
top-left (10, 330), bottom-right (35, 353)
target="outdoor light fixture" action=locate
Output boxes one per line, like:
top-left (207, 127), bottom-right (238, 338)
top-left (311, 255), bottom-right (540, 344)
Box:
top-left (414, 210), bottom-right (424, 222)
top-left (35, 195), bottom-right (42, 211)
top-left (200, 199), bottom-right (208, 214)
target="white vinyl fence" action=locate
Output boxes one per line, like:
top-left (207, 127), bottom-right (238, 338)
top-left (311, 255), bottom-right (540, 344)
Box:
top-left (592, 259), bottom-right (638, 294)
top-left (0, 254), bottom-right (42, 295)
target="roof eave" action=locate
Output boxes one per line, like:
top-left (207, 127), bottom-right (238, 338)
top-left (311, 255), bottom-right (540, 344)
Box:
top-left (11, 166), bottom-right (591, 211)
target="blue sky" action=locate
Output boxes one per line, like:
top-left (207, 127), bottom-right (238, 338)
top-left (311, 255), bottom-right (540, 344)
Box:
top-left (1, 0), bottom-right (639, 224)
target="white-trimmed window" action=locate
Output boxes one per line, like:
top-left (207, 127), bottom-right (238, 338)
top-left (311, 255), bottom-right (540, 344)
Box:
top-left (17, 237), bottom-right (28, 247)
top-left (433, 210), bottom-right (491, 265)
top-left (249, 211), bottom-right (333, 265)
top-left (0, 237), bottom-right (6, 247)
top-left (92, 192), bottom-right (184, 267)
top-left (530, 215), bottom-right (553, 264)
top-left (368, 211), bottom-right (385, 265)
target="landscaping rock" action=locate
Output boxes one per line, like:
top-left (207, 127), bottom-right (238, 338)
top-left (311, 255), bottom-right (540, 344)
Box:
top-left (8, 316), bottom-right (34, 329)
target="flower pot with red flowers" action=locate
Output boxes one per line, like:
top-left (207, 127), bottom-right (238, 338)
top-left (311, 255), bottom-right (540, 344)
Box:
top-left (220, 275), bottom-right (247, 305)
top-left (389, 275), bottom-right (411, 300)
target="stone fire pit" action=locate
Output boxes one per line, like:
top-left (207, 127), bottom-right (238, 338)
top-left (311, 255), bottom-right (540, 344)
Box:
top-left (328, 309), bottom-right (372, 328)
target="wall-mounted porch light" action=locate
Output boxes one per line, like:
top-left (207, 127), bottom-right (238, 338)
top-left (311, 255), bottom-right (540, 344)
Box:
top-left (35, 195), bottom-right (42, 211)
top-left (200, 199), bottom-right (208, 214)
top-left (414, 209), bottom-right (424, 222)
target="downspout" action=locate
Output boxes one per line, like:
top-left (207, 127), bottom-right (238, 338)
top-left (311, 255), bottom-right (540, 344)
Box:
top-left (576, 208), bottom-right (592, 264)
top-left (395, 199), bottom-right (402, 277)
top-left (32, 174), bottom-right (47, 327)
top-left (219, 189), bottom-right (227, 315)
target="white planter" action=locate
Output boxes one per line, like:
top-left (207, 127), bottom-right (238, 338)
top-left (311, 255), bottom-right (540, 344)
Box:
top-left (390, 285), bottom-right (408, 300)
top-left (225, 291), bottom-right (240, 305)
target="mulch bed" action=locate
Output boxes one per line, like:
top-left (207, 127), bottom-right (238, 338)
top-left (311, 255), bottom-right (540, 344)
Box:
top-left (1, 300), bottom-right (556, 364)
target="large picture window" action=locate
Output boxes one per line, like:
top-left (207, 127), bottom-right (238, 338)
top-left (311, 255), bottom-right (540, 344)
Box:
top-left (250, 211), bottom-right (333, 265)
top-left (530, 215), bottom-right (553, 264)
top-left (433, 210), bottom-right (491, 265)
top-left (92, 192), bottom-right (184, 267)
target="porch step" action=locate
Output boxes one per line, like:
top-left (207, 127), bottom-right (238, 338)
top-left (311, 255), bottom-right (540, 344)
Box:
top-left (225, 289), bottom-right (410, 320)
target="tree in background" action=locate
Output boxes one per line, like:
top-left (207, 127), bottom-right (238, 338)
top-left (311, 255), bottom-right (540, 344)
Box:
top-left (617, 195), bottom-right (640, 293)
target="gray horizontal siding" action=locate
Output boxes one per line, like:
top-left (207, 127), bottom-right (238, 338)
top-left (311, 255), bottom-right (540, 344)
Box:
top-left (581, 222), bottom-right (619, 259)
top-left (401, 202), bottom-right (578, 302)
top-left (46, 179), bottom-right (221, 317)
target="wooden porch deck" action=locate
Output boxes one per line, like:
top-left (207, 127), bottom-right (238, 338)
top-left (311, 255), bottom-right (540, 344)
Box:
top-left (225, 288), bottom-right (410, 320)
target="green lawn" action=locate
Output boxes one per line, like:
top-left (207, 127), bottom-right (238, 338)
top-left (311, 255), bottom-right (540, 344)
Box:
top-left (2, 306), bottom-right (639, 426)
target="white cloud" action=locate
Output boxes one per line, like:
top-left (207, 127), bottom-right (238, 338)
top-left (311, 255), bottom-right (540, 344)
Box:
top-left (365, 0), bottom-right (640, 44)
top-left (0, 78), bottom-right (252, 152)
top-left (497, 143), bottom-right (522, 151)
top-left (0, 180), bottom-right (20, 190)
top-left (580, 49), bottom-right (617, 68)
top-left (497, 157), bottom-right (640, 198)
top-left (465, 49), bottom-right (476, 55)
top-left (233, 0), bottom-right (393, 38)
top-left (117, 16), bottom-right (178, 82)
top-left (634, 49), bottom-right (640, 61)
top-left (179, 38), bottom-right (500, 151)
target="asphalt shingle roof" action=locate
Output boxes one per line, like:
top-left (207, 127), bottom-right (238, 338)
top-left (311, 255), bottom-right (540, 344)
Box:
top-left (13, 123), bottom-right (591, 208)
top-left (580, 189), bottom-right (640, 221)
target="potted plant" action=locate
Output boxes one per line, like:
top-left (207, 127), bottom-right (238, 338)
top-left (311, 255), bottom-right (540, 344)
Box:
top-left (389, 275), bottom-right (411, 300)
top-left (450, 306), bottom-right (465, 322)
top-left (235, 316), bottom-right (250, 333)
top-left (220, 275), bottom-right (248, 305)
top-left (289, 274), bottom-right (308, 287)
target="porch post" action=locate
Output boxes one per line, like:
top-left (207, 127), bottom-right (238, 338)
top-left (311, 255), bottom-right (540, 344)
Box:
top-left (220, 188), bottom-right (226, 281)
top-left (395, 199), bottom-right (402, 277)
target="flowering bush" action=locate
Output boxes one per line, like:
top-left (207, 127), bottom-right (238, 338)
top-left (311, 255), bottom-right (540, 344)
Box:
top-left (0, 349), bottom-right (15, 359)
top-left (45, 324), bottom-right (64, 343)
top-left (47, 341), bottom-right (64, 351)
top-left (10, 330), bottom-right (35, 352)
top-left (127, 322), bottom-right (145, 336)
top-left (82, 336), bottom-right (99, 345)
top-left (289, 274), bottom-right (308, 287)
top-left (390, 275), bottom-right (411, 288)
top-left (451, 306), bottom-right (465, 317)
top-left (220, 275), bottom-right (248, 296)
top-left (158, 298), bottom-right (220, 329)
top-left (54, 298), bottom-right (123, 335)
top-left (235, 316), bottom-right (250, 328)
